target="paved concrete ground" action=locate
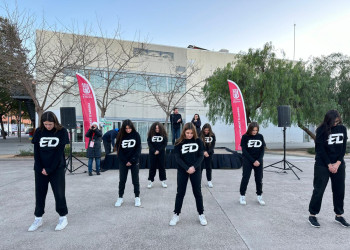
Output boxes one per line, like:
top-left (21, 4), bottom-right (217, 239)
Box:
top-left (1, 154), bottom-right (350, 250)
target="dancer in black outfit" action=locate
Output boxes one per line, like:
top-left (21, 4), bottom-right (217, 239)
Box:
top-left (200, 123), bottom-right (216, 188)
top-left (114, 120), bottom-right (142, 207)
top-left (308, 110), bottom-right (349, 228)
top-left (147, 122), bottom-right (168, 188)
top-left (28, 111), bottom-right (69, 232)
top-left (239, 122), bottom-right (266, 206)
top-left (169, 123), bottom-right (207, 226)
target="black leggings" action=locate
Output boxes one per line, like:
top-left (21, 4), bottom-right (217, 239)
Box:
top-left (118, 161), bottom-right (140, 198)
top-left (201, 155), bottom-right (212, 181)
top-left (148, 152), bottom-right (166, 181)
top-left (239, 158), bottom-right (263, 196)
top-left (34, 167), bottom-right (68, 217)
top-left (174, 168), bottom-right (204, 215)
top-left (309, 162), bottom-right (345, 215)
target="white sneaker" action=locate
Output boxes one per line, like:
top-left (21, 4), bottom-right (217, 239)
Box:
top-left (28, 217), bottom-right (43, 232)
top-left (161, 181), bottom-right (168, 188)
top-left (147, 181), bottom-right (153, 189)
top-left (135, 197), bottom-right (141, 207)
top-left (240, 195), bottom-right (247, 205)
top-left (199, 214), bottom-right (208, 226)
top-left (257, 195), bottom-right (265, 206)
top-left (55, 216), bottom-right (68, 231)
top-left (169, 214), bottom-right (179, 226)
top-left (208, 181), bottom-right (213, 188)
top-left (115, 197), bottom-right (124, 207)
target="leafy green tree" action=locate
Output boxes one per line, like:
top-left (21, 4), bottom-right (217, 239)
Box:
top-left (203, 42), bottom-right (289, 125)
top-left (203, 43), bottom-right (338, 141)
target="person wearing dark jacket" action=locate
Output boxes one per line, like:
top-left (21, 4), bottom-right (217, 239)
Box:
top-left (200, 123), bottom-right (216, 188)
top-left (191, 114), bottom-right (201, 137)
top-left (114, 119), bottom-right (142, 207)
top-left (85, 122), bottom-right (102, 176)
top-left (102, 128), bottom-right (119, 154)
top-left (147, 122), bottom-right (168, 189)
top-left (239, 122), bottom-right (266, 206)
top-left (169, 122), bottom-right (207, 226)
top-left (308, 110), bottom-right (349, 228)
top-left (170, 108), bottom-right (182, 145)
top-left (28, 111), bottom-right (69, 232)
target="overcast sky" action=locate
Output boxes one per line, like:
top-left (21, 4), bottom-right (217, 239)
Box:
top-left (1, 0), bottom-right (350, 61)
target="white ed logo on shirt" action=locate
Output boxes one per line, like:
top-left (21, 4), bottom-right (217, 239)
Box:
top-left (181, 143), bottom-right (199, 154)
top-left (121, 139), bottom-right (136, 148)
top-left (39, 137), bottom-right (59, 147)
top-left (328, 133), bottom-right (344, 145)
top-left (205, 137), bottom-right (213, 143)
top-left (247, 140), bottom-right (262, 148)
top-left (152, 136), bottom-right (163, 142)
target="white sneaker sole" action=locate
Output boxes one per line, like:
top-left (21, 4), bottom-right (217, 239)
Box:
top-left (28, 224), bottom-right (42, 232)
top-left (309, 221), bottom-right (320, 228)
top-left (335, 219), bottom-right (350, 228)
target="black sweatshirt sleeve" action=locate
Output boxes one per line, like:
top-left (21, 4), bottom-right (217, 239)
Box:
top-left (45, 129), bottom-right (69, 175)
top-left (85, 129), bottom-right (93, 138)
top-left (257, 135), bottom-right (266, 163)
top-left (338, 127), bottom-right (348, 162)
top-left (130, 133), bottom-right (141, 164)
top-left (315, 130), bottom-right (331, 165)
top-left (241, 135), bottom-right (255, 163)
top-left (193, 139), bottom-right (204, 169)
top-left (32, 130), bottom-right (43, 171)
top-left (147, 136), bottom-right (156, 154)
top-left (174, 144), bottom-right (191, 171)
top-left (208, 135), bottom-right (216, 155)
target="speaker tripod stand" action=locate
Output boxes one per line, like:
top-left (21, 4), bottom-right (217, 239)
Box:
top-left (66, 128), bottom-right (88, 173)
top-left (264, 127), bottom-right (303, 180)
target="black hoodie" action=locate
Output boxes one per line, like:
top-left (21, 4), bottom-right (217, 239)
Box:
top-left (315, 124), bottom-right (348, 166)
top-left (147, 133), bottom-right (168, 154)
top-left (117, 131), bottom-right (141, 165)
top-left (174, 138), bottom-right (204, 171)
top-left (201, 134), bottom-right (216, 156)
top-left (32, 127), bottom-right (69, 174)
top-left (240, 133), bottom-right (266, 164)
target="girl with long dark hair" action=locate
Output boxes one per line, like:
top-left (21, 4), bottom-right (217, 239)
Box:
top-left (147, 122), bottom-right (168, 188)
top-left (191, 114), bottom-right (201, 137)
top-left (28, 111), bottom-right (69, 232)
top-left (169, 123), bottom-right (207, 226)
top-left (308, 110), bottom-right (349, 228)
top-left (114, 120), bottom-right (142, 207)
top-left (200, 123), bottom-right (216, 188)
top-left (239, 122), bottom-right (266, 206)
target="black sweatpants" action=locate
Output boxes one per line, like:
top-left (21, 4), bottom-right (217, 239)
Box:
top-left (201, 155), bottom-right (212, 181)
top-left (103, 140), bottom-right (112, 154)
top-left (239, 158), bottom-right (263, 196)
top-left (148, 152), bottom-right (167, 182)
top-left (34, 167), bottom-right (68, 217)
top-left (118, 161), bottom-right (140, 198)
top-left (309, 162), bottom-right (345, 215)
top-left (174, 168), bottom-right (204, 215)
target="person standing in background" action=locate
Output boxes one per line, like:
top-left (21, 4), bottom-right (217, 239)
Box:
top-left (102, 128), bottom-right (119, 154)
top-left (85, 122), bottom-right (102, 176)
top-left (170, 108), bottom-right (182, 145)
top-left (200, 123), bottom-right (216, 188)
top-left (147, 122), bottom-right (168, 189)
top-left (191, 114), bottom-right (201, 137)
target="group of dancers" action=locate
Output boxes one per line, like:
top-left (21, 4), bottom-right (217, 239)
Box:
top-left (28, 109), bottom-right (349, 231)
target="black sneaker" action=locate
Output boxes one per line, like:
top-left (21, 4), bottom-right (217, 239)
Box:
top-left (309, 216), bottom-right (320, 228)
top-left (96, 171), bottom-right (100, 175)
top-left (89, 172), bottom-right (93, 176)
top-left (335, 216), bottom-right (350, 227)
